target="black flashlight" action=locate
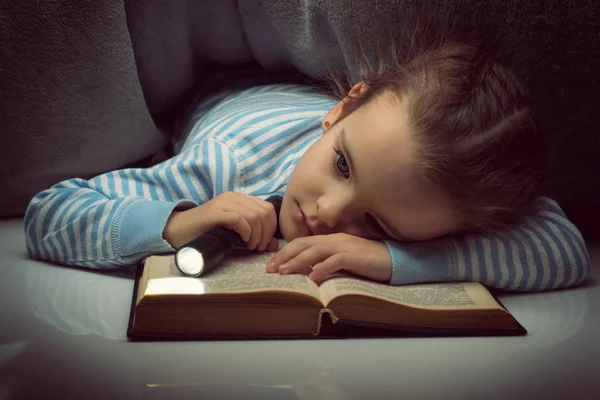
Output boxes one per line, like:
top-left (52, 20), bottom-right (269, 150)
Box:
top-left (175, 195), bottom-right (283, 277)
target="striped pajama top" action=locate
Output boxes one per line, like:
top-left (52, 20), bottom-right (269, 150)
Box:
top-left (24, 84), bottom-right (590, 291)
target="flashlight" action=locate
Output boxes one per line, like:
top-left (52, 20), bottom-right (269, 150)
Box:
top-left (175, 195), bottom-right (283, 277)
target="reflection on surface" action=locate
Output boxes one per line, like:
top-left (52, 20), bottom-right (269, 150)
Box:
top-left (20, 255), bottom-right (591, 348)
top-left (0, 341), bottom-right (27, 369)
top-left (145, 384), bottom-right (300, 400)
top-left (3, 217), bottom-right (599, 400)
top-left (24, 263), bottom-right (134, 340)
top-left (502, 286), bottom-right (590, 349)
top-left (144, 366), bottom-right (349, 400)
top-left (0, 341), bottom-right (28, 400)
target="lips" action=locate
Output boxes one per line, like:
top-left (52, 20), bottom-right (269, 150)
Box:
top-left (295, 203), bottom-right (314, 236)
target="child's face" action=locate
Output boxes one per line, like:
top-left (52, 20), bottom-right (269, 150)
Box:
top-left (279, 90), bottom-right (461, 243)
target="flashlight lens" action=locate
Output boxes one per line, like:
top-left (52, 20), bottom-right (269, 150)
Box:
top-left (175, 247), bottom-right (205, 277)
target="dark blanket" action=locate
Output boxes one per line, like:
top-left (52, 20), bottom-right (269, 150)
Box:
top-left (1, 0), bottom-right (599, 236)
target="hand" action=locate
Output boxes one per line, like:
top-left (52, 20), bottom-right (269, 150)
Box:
top-left (265, 233), bottom-right (392, 284)
top-left (163, 192), bottom-right (279, 251)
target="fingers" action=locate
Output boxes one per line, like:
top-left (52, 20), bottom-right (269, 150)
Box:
top-left (252, 197), bottom-right (277, 251)
top-left (244, 200), bottom-right (264, 250)
top-left (266, 236), bottom-right (337, 275)
top-left (308, 254), bottom-right (348, 282)
top-left (243, 196), bottom-right (277, 251)
top-left (266, 243), bottom-right (346, 282)
top-left (216, 193), bottom-right (278, 251)
top-left (277, 246), bottom-right (327, 275)
top-left (265, 238), bottom-right (280, 252)
top-left (223, 212), bottom-right (252, 243)
top-left (264, 233), bottom-right (391, 283)
top-left (266, 237), bottom-right (314, 273)
top-left (295, 266), bottom-right (315, 276)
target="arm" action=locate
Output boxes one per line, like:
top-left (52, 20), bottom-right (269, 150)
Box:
top-left (24, 138), bottom-right (237, 268)
top-left (385, 197), bottom-right (590, 291)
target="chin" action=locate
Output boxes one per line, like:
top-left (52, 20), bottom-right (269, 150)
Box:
top-left (281, 231), bottom-right (295, 243)
top-left (280, 222), bottom-right (301, 242)
top-left (279, 213), bottom-right (306, 242)
top-left (279, 194), bottom-right (298, 242)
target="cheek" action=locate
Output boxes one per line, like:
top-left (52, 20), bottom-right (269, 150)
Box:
top-left (400, 208), bottom-right (460, 241)
top-left (279, 195), bottom-right (301, 242)
top-left (294, 136), bottom-right (330, 174)
top-left (288, 153), bottom-right (317, 190)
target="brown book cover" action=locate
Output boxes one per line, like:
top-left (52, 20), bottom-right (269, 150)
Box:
top-left (127, 252), bottom-right (526, 341)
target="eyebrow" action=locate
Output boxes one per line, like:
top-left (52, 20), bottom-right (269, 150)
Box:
top-left (340, 129), bottom-right (410, 242)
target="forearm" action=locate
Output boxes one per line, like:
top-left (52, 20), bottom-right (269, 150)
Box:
top-left (385, 197), bottom-right (590, 291)
top-left (24, 181), bottom-right (195, 268)
top-left (450, 205), bottom-right (589, 291)
top-left (385, 238), bottom-right (454, 286)
top-left (24, 138), bottom-right (238, 267)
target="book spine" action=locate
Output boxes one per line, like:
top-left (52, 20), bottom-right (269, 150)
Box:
top-left (315, 308), bottom-right (339, 335)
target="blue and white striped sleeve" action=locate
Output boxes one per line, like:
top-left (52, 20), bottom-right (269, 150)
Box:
top-left (24, 137), bottom-right (239, 268)
top-left (385, 197), bottom-right (590, 291)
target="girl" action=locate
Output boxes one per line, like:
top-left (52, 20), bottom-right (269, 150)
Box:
top-left (24, 43), bottom-right (589, 291)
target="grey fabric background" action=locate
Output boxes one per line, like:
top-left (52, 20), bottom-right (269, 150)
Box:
top-left (1, 0), bottom-right (599, 236)
top-left (0, 0), bottom-right (164, 215)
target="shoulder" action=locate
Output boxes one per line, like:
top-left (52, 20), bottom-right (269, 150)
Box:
top-left (212, 84), bottom-right (336, 149)
top-left (181, 84), bottom-right (335, 149)
top-left (531, 196), bottom-right (565, 215)
top-left (212, 84), bottom-right (337, 126)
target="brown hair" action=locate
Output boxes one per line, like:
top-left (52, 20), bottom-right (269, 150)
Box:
top-left (325, 42), bottom-right (545, 232)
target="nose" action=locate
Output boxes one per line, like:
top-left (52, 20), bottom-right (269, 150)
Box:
top-left (315, 192), bottom-right (354, 230)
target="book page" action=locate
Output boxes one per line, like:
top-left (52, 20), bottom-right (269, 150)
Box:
top-left (143, 251), bottom-right (321, 301)
top-left (319, 277), bottom-right (502, 310)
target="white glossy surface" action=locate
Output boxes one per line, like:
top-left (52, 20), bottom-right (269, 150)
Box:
top-left (1, 218), bottom-right (599, 399)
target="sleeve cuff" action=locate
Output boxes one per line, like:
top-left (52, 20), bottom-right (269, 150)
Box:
top-left (384, 237), bottom-right (456, 285)
top-left (116, 198), bottom-right (197, 259)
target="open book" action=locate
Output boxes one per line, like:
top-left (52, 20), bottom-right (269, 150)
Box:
top-left (127, 250), bottom-right (526, 340)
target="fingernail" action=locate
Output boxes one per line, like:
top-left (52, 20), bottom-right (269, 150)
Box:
top-left (278, 262), bottom-right (289, 271)
top-left (266, 261), bottom-right (276, 271)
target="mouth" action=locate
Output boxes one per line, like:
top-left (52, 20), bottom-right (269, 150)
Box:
top-left (294, 203), bottom-right (314, 236)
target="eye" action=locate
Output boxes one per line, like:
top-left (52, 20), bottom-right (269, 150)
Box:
top-left (332, 148), bottom-right (350, 179)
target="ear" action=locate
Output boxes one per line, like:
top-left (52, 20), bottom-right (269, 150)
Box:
top-left (322, 81), bottom-right (368, 132)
